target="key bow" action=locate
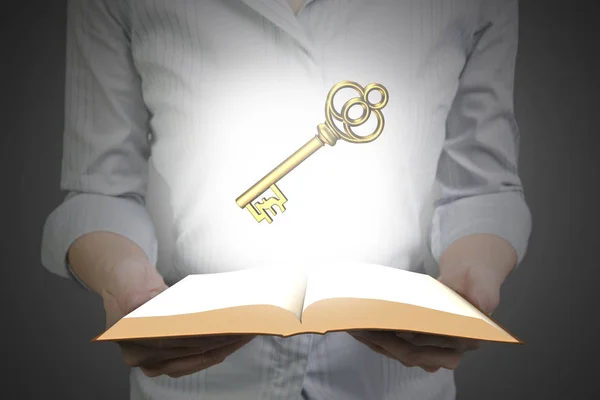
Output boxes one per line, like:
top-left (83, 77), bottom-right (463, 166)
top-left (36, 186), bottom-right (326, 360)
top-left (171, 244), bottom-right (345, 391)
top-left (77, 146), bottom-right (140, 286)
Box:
top-left (317, 81), bottom-right (389, 147)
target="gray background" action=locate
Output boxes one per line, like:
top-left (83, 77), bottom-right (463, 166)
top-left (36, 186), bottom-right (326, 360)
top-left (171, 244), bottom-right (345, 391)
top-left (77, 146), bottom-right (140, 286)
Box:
top-left (2, 1), bottom-right (598, 399)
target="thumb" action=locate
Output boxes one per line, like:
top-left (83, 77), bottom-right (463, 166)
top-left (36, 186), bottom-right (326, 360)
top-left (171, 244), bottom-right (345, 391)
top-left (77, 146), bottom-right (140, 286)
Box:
top-left (102, 285), bottom-right (167, 329)
top-left (463, 270), bottom-right (501, 315)
top-left (104, 260), bottom-right (169, 315)
top-left (120, 285), bottom-right (167, 314)
top-left (439, 267), bottom-right (500, 315)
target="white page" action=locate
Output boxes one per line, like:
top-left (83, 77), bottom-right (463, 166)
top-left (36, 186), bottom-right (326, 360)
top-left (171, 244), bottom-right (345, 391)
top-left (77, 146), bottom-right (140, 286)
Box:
top-left (302, 262), bottom-right (492, 321)
top-left (125, 266), bottom-right (308, 320)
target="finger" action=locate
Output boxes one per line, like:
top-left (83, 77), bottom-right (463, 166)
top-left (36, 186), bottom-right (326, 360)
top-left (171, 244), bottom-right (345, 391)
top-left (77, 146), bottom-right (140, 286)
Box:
top-left (141, 339), bottom-right (252, 378)
top-left (350, 333), bottom-right (447, 370)
top-left (103, 261), bottom-right (169, 314)
top-left (163, 341), bottom-right (249, 378)
top-left (467, 281), bottom-right (500, 315)
top-left (126, 334), bottom-right (255, 349)
top-left (357, 331), bottom-right (462, 370)
top-left (120, 342), bottom-right (209, 367)
top-left (350, 331), bottom-right (419, 368)
top-left (454, 265), bottom-right (502, 315)
top-left (395, 332), bottom-right (480, 351)
top-left (459, 339), bottom-right (481, 351)
top-left (121, 335), bottom-right (256, 367)
top-left (140, 337), bottom-right (256, 373)
top-left (349, 333), bottom-right (401, 362)
top-left (395, 332), bottom-right (457, 349)
top-left (422, 366), bottom-right (441, 373)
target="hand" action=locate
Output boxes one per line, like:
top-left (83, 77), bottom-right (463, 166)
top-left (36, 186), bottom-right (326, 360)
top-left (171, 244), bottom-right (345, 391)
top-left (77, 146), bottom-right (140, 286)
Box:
top-left (349, 234), bottom-right (517, 372)
top-left (101, 258), bottom-right (256, 378)
top-left (348, 330), bottom-right (479, 373)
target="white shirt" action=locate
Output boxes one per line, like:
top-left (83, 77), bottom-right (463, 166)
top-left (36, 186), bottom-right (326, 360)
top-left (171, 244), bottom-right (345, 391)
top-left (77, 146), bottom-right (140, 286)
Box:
top-left (41, 1), bottom-right (531, 399)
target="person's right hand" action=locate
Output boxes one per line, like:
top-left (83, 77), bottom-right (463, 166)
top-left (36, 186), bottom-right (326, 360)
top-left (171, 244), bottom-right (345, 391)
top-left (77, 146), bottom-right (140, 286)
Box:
top-left (100, 258), bottom-right (256, 378)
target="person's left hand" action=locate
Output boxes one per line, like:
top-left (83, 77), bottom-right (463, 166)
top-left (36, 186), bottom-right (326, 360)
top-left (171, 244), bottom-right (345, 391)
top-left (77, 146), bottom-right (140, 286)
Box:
top-left (348, 234), bottom-right (517, 373)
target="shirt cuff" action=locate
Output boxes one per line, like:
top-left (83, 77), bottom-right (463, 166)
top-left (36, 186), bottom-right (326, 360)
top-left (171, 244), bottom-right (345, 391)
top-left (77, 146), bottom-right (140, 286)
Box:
top-left (41, 193), bottom-right (158, 287)
top-left (430, 191), bottom-right (532, 266)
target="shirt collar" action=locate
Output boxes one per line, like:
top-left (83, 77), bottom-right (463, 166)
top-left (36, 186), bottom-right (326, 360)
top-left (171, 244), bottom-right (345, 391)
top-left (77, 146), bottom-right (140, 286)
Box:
top-left (237, 0), bottom-right (316, 58)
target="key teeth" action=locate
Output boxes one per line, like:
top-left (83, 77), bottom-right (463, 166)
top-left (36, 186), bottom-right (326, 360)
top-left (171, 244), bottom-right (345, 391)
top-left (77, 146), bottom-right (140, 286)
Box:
top-left (245, 188), bottom-right (287, 224)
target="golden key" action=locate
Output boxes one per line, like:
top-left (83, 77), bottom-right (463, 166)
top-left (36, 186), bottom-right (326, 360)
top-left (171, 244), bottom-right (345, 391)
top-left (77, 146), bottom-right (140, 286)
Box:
top-left (236, 80), bottom-right (389, 224)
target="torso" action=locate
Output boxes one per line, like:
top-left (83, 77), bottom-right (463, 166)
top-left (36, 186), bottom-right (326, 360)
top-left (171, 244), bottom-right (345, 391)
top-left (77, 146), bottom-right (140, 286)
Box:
top-left (125, 1), bottom-right (484, 398)
top-left (132, 0), bottom-right (480, 281)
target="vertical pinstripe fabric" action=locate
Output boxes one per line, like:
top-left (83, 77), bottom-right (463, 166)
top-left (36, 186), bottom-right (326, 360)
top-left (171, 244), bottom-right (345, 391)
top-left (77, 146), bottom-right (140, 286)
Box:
top-left (41, 0), bottom-right (531, 399)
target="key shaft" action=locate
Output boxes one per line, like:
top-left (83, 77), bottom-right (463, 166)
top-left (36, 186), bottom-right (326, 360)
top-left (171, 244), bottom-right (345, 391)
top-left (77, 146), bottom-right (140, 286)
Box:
top-left (235, 124), bottom-right (338, 208)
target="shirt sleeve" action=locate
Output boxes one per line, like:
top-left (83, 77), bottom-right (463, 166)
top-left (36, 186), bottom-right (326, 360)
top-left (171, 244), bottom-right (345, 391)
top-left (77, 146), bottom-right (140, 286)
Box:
top-left (429, 0), bottom-right (532, 266)
top-left (40, 0), bottom-right (158, 284)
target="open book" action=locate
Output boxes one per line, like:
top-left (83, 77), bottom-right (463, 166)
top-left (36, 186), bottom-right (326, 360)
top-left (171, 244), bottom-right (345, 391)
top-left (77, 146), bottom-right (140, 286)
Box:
top-left (94, 262), bottom-right (522, 344)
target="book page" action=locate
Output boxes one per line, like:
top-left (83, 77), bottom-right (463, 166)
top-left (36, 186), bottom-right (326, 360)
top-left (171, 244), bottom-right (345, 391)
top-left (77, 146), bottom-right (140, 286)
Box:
top-left (125, 266), bottom-right (308, 320)
top-left (302, 262), bottom-right (493, 322)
